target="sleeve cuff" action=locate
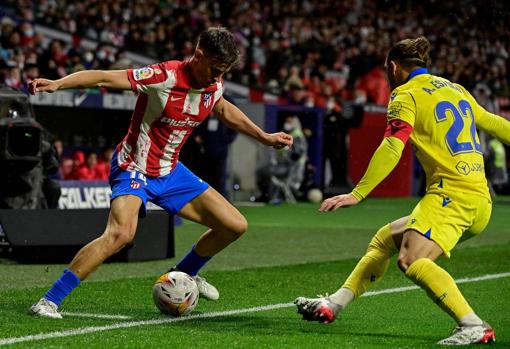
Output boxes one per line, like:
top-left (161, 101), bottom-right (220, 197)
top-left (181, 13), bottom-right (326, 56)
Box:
top-left (126, 69), bottom-right (138, 92)
top-left (351, 189), bottom-right (365, 202)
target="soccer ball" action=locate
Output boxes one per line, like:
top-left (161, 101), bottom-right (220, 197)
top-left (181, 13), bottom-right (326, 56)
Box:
top-left (152, 271), bottom-right (199, 316)
top-left (307, 188), bottom-right (323, 203)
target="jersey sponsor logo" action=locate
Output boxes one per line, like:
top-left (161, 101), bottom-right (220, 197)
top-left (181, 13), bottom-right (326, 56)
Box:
top-left (160, 116), bottom-right (201, 127)
top-left (455, 161), bottom-right (484, 176)
top-left (133, 67), bottom-right (154, 81)
top-left (203, 93), bottom-right (213, 108)
top-left (456, 161), bottom-right (470, 175)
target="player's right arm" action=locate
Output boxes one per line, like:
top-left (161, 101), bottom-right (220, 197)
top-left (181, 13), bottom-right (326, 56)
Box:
top-left (28, 70), bottom-right (131, 95)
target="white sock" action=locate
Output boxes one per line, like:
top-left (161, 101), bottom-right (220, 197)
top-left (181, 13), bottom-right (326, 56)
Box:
top-left (459, 312), bottom-right (483, 326)
top-left (328, 287), bottom-right (354, 308)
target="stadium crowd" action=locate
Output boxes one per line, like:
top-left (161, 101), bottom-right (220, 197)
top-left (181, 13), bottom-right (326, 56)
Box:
top-left (1, 0), bottom-right (509, 109)
top-left (0, 0), bottom-right (509, 191)
top-left (52, 143), bottom-right (113, 181)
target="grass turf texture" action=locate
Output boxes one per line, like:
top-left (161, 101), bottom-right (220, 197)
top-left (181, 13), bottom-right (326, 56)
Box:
top-left (0, 197), bottom-right (509, 348)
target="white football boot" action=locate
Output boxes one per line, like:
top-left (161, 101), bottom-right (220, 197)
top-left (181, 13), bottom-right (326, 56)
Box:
top-left (28, 298), bottom-right (63, 319)
top-left (193, 275), bottom-right (219, 301)
top-left (294, 295), bottom-right (341, 324)
top-left (437, 322), bottom-right (495, 345)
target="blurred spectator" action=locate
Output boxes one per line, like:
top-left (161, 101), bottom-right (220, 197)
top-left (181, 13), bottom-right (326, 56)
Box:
top-left (473, 83), bottom-right (509, 195)
top-left (95, 147), bottom-right (114, 180)
top-left (354, 66), bottom-right (391, 105)
top-left (41, 130), bottom-right (61, 208)
top-left (71, 151), bottom-right (102, 181)
top-left (58, 157), bottom-right (73, 179)
top-left (64, 150), bottom-right (85, 180)
top-left (4, 61), bottom-right (22, 88)
top-left (39, 39), bottom-right (67, 79)
top-left (284, 66), bottom-right (305, 93)
top-left (22, 61), bottom-right (39, 86)
top-left (486, 135), bottom-right (508, 195)
top-left (256, 116), bottom-right (308, 203)
top-left (282, 116), bottom-right (308, 194)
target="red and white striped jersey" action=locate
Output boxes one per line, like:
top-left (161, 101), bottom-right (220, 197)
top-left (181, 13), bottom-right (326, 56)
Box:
top-left (117, 60), bottom-right (224, 177)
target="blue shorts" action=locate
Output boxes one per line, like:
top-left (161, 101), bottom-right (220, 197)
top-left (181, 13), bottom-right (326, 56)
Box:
top-left (109, 152), bottom-right (209, 217)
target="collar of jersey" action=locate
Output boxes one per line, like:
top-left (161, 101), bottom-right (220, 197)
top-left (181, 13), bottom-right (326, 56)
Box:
top-left (405, 67), bottom-right (428, 82)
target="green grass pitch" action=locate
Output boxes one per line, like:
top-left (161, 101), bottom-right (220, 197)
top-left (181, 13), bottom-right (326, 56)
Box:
top-left (1, 197), bottom-right (509, 348)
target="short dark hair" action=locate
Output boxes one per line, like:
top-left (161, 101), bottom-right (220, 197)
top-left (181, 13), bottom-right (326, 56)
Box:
top-left (387, 36), bottom-right (431, 68)
top-left (197, 27), bottom-right (240, 67)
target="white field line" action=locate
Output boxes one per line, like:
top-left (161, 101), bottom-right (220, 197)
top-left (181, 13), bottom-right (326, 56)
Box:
top-left (1, 271), bottom-right (509, 346)
top-left (61, 312), bottom-right (132, 320)
top-left (363, 272), bottom-right (510, 297)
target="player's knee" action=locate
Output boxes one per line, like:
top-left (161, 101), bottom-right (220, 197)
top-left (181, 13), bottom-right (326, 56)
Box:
top-left (229, 215), bottom-right (248, 237)
top-left (104, 227), bottom-right (135, 251)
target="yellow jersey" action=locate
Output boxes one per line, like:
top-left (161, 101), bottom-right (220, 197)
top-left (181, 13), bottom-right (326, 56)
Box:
top-left (388, 68), bottom-right (498, 199)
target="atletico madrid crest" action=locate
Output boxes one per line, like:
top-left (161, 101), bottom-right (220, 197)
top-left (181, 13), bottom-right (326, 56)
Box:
top-left (203, 93), bottom-right (212, 108)
top-left (130, 180), bottom-right (141, 189)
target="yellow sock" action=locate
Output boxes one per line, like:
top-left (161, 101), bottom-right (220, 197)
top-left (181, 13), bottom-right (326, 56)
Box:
top-left (405, 258), bottom-right (473, 322)
top-left (341, 224), bottom-right (398, 298)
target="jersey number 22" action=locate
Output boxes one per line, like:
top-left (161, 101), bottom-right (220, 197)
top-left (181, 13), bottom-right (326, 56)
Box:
top-left (434, 100), bottom-right (482, 156)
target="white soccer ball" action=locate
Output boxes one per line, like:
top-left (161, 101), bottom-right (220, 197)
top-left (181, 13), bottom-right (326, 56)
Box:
top-left (153, 271), bottom-right (199, 316)
top-left (307, 188), bottom-right (323, 203)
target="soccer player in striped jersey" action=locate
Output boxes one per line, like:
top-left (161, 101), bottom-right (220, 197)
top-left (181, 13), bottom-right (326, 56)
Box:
top-left (28, 27), bottom-right (293, 318)
top-left (295, 37), bottom-right (510, 345)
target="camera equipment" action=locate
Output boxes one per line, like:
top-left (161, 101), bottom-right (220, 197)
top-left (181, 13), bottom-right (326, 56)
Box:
top-left (0, 88), bottom-right (46, 208)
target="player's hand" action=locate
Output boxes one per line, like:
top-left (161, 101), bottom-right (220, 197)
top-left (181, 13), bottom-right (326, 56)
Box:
top-left (28, 78), bottom-right (60, 95)
top-left (319, 193), bottom-right (359, 212)
top-left (264, 132), bottom-right (293, 149)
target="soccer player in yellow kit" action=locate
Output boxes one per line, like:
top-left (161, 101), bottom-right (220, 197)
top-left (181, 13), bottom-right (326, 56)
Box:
top-left (295, 37), bottom-right (510, 345)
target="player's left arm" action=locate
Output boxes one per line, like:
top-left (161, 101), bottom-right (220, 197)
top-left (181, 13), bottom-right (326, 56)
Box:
top-left (320, 91), bottom-right (415, 212)
top-left (475, 109), bottom-right (510, 145)
top-left (213, 97), bottom-right (293, 149)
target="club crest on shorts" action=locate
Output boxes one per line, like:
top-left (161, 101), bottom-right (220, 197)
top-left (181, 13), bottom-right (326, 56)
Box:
top-left (130, 180), bottom-right (141, 189)
top-left (203, 93), bottom-right (212, 108)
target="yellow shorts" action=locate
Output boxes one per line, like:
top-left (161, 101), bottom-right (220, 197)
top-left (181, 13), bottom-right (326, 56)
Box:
top-left (405, 191), bottom-right (492, 257)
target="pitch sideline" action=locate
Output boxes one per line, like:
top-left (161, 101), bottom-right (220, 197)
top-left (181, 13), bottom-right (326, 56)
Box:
top-left (62, 312), bottom-right (132, 320)
top-left (1, 272), bottom-right (509, 346)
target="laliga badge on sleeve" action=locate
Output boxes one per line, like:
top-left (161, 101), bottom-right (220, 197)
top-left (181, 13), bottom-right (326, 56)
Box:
top-left (133, 67), bottom-right (154, 81)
